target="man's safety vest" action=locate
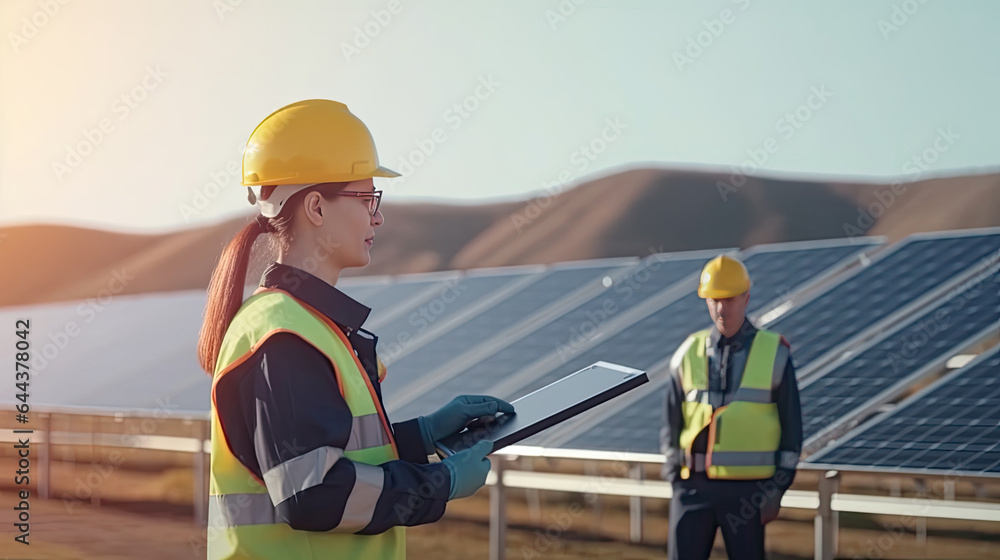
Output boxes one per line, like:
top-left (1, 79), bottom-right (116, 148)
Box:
top-left (677, 328), bottom-right (784, 480)
top-left (208, 288), bottom-right (403, 560)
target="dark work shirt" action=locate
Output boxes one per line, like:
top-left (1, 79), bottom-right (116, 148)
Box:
top-left (213, 262), bottom-right (449, 533)
top-left (660, 317), bottom-right (803, 491)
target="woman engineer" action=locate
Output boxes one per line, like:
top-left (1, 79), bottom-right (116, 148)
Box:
top-left (197, 99), bottom-right (513, 559)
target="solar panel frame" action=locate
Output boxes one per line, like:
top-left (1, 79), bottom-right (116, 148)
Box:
top-left (804, 344), bottom-right (1000, 479)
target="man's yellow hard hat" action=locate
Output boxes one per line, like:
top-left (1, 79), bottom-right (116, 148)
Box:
top-left (697, 255), bottom-right (751, 299)
top-left (242, 99), bottom-right (399, 217)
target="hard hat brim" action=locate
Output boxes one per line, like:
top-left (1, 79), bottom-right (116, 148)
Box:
top-left (697, 285), bottom-right (750, 299)
top-left (373, 165), bottom-right (401, 178)
top-left (242, 165), bottom-right (401, 186)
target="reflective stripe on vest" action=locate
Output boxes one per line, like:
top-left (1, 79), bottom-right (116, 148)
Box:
top-left (213, 461), bottom-right (385, 531)
top-left (208, 288), bottom-right (403, 560)
top-left (677, 329), bottom-right (786, 480)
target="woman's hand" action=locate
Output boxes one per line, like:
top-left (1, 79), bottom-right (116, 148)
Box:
top-left (442, 440), bottom-right (494, 499)
top-left (419, 395), bottom-right (515, 451)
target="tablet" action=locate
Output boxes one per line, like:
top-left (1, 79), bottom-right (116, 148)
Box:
top-left (434, 361), bottom-right (648, 457)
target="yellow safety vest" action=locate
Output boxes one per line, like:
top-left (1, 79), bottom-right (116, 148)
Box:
top-left (208, 287), bottom-right (403, 560)
top-left (677, 328), bottom-right (784, 480)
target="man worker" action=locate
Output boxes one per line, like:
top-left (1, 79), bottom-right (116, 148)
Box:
top-left (660, 255), bottom-right (802, 560)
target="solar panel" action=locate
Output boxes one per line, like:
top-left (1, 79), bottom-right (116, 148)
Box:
top-left (364, 277), bottom-right (456, 326)
top-left (339, 283), bottom-right (389, 303)
top-left (391, 253), bottom-right (713, 420)
top-left (768, 231), bottom-right (1000, 369)
top-left (372, 269), bottom-right (534, 371)
top-left (801, 264), bottom-right (1000, 443)
top-left (552, 240), bottom-right (881, 453)
top-left (0, 290), bottom-right (211, 412)
top-left (806, 344), bottom-right (1000, 477)
top-left (380, 263), bottom-right (629, 398)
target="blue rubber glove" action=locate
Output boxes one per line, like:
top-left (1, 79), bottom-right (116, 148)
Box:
top-left (418, 395), bottom-right (515, 454)
top-left (442, 440), bottom-right (493, 499)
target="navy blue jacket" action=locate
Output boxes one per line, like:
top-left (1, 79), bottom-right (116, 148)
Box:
top-left (213, 262), bottom-right (450, 533)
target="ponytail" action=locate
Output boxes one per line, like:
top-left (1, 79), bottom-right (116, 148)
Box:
top-left (197, 182), bottom-right (349, 375)
top-left (197, 216), bottom-right (271, 375)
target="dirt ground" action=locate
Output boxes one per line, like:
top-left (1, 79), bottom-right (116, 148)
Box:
top-left (1, 455), bottom-right (999, 559)
top-left (2, 488), bottom-right (999, 559)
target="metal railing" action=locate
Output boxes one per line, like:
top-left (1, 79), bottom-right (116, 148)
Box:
top-left (4, 411), bottom-right (999, 560)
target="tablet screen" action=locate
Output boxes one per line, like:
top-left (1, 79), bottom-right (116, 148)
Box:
top-left (435, 361), bottom-right (647, 457)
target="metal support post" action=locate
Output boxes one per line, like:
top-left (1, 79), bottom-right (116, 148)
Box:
top-left (193, 420), bottom-right (208, 526)
top-left (489, 457), bottom-right (507, 560)
top-left (524, 456), bottom-right (541, 523)
top-left (628, 462), bottom-right (644, 543)
top-left (814, 470), bottom-right (839, 560)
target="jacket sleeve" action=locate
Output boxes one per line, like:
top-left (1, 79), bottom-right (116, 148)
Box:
top-left (660, 338), bottom-right (692, 483)
top-left (660, 370), bottom-right (685, 483)
top-left (229, 332), bottom-right (451, 534)
top-left (772, 338), bottom-right (803, 493)
top-left (391, 419), bottom-right (432, 463)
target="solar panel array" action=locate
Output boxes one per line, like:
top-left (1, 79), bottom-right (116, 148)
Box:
top-left (549, 240), bottom-right (879, 453)
top-left (554, 230), bottom-right (1000, 471)
top-left (807, 344), bottom-right (1000, 476)
top-left (5, 228), bottom-right (997, 475)
top-left (801, 264), bottom-right (1000, 443)
top-left (768, 232), bottom-right (1000, 368)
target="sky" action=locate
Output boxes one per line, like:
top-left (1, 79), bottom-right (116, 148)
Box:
top-left (1, 0), bottom-right (998, 232)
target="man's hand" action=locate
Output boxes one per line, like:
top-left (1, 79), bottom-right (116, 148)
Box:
top-left (761, 491), bottom-right (784, 524)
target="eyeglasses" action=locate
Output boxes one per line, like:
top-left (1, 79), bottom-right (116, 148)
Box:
top-left (335, 190), bottom-right (383, 216)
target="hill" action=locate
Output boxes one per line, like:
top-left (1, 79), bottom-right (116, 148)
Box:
top-left (2, 168), bottom-right (998, 307)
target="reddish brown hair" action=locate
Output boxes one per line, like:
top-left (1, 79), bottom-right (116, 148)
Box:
top-left (196, 182), bottom-right (348, 375)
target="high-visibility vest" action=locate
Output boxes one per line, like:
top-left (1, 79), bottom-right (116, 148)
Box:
top-left (208, 287), bottom-right (403, 560)
top-left (677, 329), bottom-right (784, 480)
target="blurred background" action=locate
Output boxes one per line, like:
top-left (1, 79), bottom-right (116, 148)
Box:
top-left (1, 1), bottom-right (999, 558)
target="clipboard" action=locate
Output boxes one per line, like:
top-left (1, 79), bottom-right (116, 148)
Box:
top-left (434, 361), bottom-right (648, 457)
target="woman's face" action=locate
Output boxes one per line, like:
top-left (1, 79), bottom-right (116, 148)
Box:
top-left (310, 178), bottom-right (384, 270)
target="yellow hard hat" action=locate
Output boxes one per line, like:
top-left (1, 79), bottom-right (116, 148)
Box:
top-left (697, 255), bottom-right (751, 299)
top-left (242, 99), bottom-right (399, 217)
